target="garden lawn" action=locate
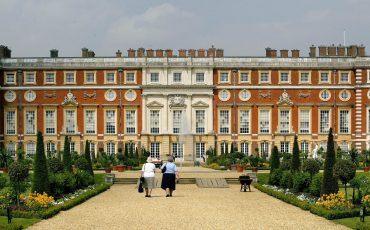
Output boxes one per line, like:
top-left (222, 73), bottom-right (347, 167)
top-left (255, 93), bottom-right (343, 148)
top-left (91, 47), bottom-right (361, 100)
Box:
top-left (333, 217), bottom-right (370, 229)
top-left (0, 216), bottom-right (40, 229)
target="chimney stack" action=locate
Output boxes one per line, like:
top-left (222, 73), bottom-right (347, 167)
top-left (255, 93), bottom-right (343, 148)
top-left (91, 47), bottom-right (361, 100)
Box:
top-left (309, 45), bottom-right (316, 58)
top-left (337, 45), bottom-right (345, 56)
top-left (178, 49), bottom-right (187, 57)
top-left (280, 49), bottom-right (288, 58)
top-left (50, 49), bottom-right (58, 58)
top-left (358, 45), bottom-right (365, 57)
top-left (87, 50), bottom-right (95, 57)
top-left (265, 47), bottom-right (272, 57)
top-left (165, 49), bottom-right (173, 57)
top-left (318, 46), bottom-right (327, 57)
top-left (82, 48), bottom-right (88, 58)
top-left (128, 49), bottom-right (136, 57)
top-left (116, 50), bottom-right (122, 58)
top-left (0, 45), bottom-right (11, 58)
top-left (137, 48), bottom-right (145, 57)
top-left (146, 49), bottom-right (154, 57)
top-left (207, 46), bottom-right (216, 57)
top-left (270, 49), bottom-right (277, 58)
top-left (328, 44), bottom-right (336, 56)
top-left (197, 49), bottom-right (205, 57)
top-left (216, 49), bottom-right (224, 57)
top-left (291, 49), bottom-right (300, 58)
top-left (188, 49), bottom-right (196, 57)
top-left (155, 49), bottom-right (164, 57)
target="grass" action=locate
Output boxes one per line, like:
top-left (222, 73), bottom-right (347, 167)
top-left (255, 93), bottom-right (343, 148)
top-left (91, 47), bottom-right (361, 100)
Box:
top-left (333, 217), bottom-right (370, 229)
top-left (0, 216), bottom-right (40, 229)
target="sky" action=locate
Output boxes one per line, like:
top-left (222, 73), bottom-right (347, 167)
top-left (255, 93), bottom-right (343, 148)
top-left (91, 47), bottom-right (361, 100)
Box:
top-left (1, 0), bottom-right (369, 57)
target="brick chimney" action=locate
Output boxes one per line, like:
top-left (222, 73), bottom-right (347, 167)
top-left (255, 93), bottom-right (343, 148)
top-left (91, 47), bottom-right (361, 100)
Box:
top-left (216, 49), bottom-right (224, 57)
top-left (87, 50), bottom-right (95, 57)
top-left (337, 45), bottom-right (345, 56)
top-left (197, 49), bottom-right (205, 57)
top-left (280, 49), bottom-right (288, 58)
top-left (318, 46), bottom-right (327, 57)
top-left (155, 49), bottom-right (164, 57)
top-left (328, 44), bottom-right (336, 56)
top-left (350, 45), bottom-right (358, 57)
top-left (291, 49), bottom-right (300, 58)
top-left (207, 46), bottom-right (216, 57)
top-left (178, 49), bottom-right (187, 57)
top-left (0, 45), bottom-right (11, 58)
top-left (165, 49), bottom-right (173, 57)
top-left (50, 49), bottom-right (58, 58)
top-left (137, 48), bottom-right (145, 57)
top-left (309, 45), bottom-right (316, 58)
top-left (82, 48), bottom-right (88, 58)
top-left (116, 50), bottom-right (122, 57)
top-left (147, 49), bottom-right (154, 57)
top-left (265, 47), bottom-right (272, 57)
top-left (188, 49), bottom-right (196, 57)
top-left (358, 45), bottom-right (365, 57)
top-left (128, 49), bottom-right (136, 57)
top-left (270, 49), bottom-right (277, 58)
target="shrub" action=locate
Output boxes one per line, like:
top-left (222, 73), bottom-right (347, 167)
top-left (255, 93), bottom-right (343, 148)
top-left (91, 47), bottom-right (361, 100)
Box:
top-left (302, 159), bottom-right (321, 180)
top-left (75, 171), bottom-right (94, 189)
top-left (292, 172), bottom-right (311, 192)
top-left (280, 160), bottom-right (291, 171)
top-left (75, 156), bottom-right (90, 171)
top-left (49, 173), bottom-right (66, 197)
top-left (321, 128), bottom-right (339, 195)
top-left (333, 159), bottom-right (356, 199)
top-left (84, 140), bottom-right (94, 176)
top-left (309, 174), bottom-right (323, 197)
top-left (291, 135), bottom-right (301, 172)
top-left (0, 174), bottom-right (7, 189)
top-left (280, 170), bottom-right (293, 189)
top-left (268, 168), bottom-right (283, 186)
top-left (32, 131), bottom-right (50, 194)
top-left (63, 136), bottom-right (73, 172)
top-left (206, 156), bottom-right (218, 165)
top-left (48, 158), bottom-right (64, 173)
top-left (270, 146), bottom-right (280, 171)
top-left (22, 192), bottom-right (55, 210)
top-left (315, 191), bottom-right (354, 210)
top-left (362, 194), bottom-right (370, 207)
top-left (207, 163), bottom-right (220, 170)
top-left (9, 161), bottom-right (29, 205)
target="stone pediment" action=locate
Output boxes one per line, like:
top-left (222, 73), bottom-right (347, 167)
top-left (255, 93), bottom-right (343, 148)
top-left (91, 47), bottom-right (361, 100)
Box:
top-left (277, 90), bottom-right (293, 106)
top-left (146, 101), bottom-right (164, 108)
top-left (192, 101), bottom-right (209, 108)
top-left (62, 91), bottom-right (78, 106)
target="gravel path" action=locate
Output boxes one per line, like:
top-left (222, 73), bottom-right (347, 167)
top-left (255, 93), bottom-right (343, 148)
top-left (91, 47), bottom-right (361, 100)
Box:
top-left (28, 183), bottom-right (348, 230)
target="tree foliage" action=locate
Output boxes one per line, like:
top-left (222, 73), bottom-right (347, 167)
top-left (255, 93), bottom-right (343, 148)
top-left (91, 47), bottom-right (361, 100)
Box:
top-left (32, 131), bottom-right (50, 194)
top-left (84, 140), bottom-right (94, 176)
top-left (270, 146), bottom-right (280, 171)
top-left (302, 159), bottom-right (321, 181)
top-left (9, 161), bottom-right (29, 205)
top-left (321, 128), bottom-right (339, 195)
top-left (291, 135), bottom-right (301, 172)
top-left (63, 136), bottom-right (73, 172)
top-left (333, 159), bottom-right (356, 200)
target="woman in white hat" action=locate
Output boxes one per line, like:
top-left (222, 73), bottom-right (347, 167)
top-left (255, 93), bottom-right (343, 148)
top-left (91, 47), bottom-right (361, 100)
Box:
top-left (141, 157), bottom-right (156, 197)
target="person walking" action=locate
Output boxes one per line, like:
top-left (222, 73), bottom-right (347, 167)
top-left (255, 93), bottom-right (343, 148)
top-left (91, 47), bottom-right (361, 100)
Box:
top-left (141, 157), bottom-right (156, 197)
top-left (161, 156), bottom-right (179, 197)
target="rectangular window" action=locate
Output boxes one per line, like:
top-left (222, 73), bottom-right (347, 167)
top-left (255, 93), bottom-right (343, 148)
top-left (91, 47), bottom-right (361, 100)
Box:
top-left (260, 72), bottom-right (270, 83)
top-left (173, 110), bottom-right (182, 134)
top-left (260, 142), bottom-right (269, 157)
top-left (172, 143), bottom-right (183, 159)
top-left (173, 73), bottom-right (182, 82)
top-left (150, 142), bottom-right (160, 159)
top-left (301, 142), bottom-right (309, 153)
top-left (45, 72), bottom-right (55, 84)
top-left (299, 110), bottom-right (310, 134)
top-left (279, 110), bottom-right (290, 133)
top-left (65, 72), bottom-right (75, 84)
top-left (25, 111), bottom-right (36, 134)
top-left (126, 72), bottom-right (135, 83)
top-left (339, 110), bottom-right (349, 133)
top-left (150, 110), bottom-right (160, 134)
top-left (106, 143), bottom-right (115, 156)
top-left (280, 72), bottom-right (289, 83)
top-left (195, 110), bottom-right (205, 134)
top-left (239, 110), bottom-right (250, 134)
top-left (259, 110), bottom-right (270, 133)
top-left (85, 110), bottom-right (96, 134)
top-left (6, 111), bottom-right (16, 135)
top-left (340, 142), bottom-right (349, 153)
top-left (25, 72), bottom-right (36, 84)
top-left (280, 142), bottom-right (290, 153)
top-left (7, 143), bottom-right (16, 157)
top-left (195, 142), bottom-right (205, 158)
top-left (340, 72), bottom-right (349, 83)
top-left (240, 142), bottom-right (249, 156)
top-left (240, 72), bottom-right (249, 83)
top-left (320, 72), bottom-right (329, 83)
top-left (150, 73), bottom-right (159, 83)
top-left (89, 142), bottom-right (96, 158)
top-left (106, 72), bottom-right (116, 83)
top-left (220, 72), bottom-right (229, 82)
top-left (300, 72), bottom-right (310, 83)
top-left (219, 110), bottom-right (229, 134)
top-left (320, 142), bottom-right (327, 152)
top-left (46, 142), bottom-right (56, 155)
top-left (85, 72), bottom-right (95, 83)
top-left (65, 110), bottom-right (76, 134)
top-left (320, 110), bottom-right (330, 133)
top-left (220, 142), bottom-right (228, 154)
top-left (26, 142), bottom-right (36, 157)
top-left (105, 110), bottom-right (116, 134)
top-left (45, 110), bottom-right (56, 134)
top-left (126, 110), bottom-right (136, 134)
top-left (196, 73), bottom-right (204, 83)
top-left (5, 73), bottom-right (16, 84)
top-left (70, 142), bottom-right (75, 153)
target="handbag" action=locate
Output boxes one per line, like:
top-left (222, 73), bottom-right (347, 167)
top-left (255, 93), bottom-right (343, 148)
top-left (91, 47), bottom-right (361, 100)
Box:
top-left (161, 163), bottom-right (167, 173)
top-left (138, 180), bottom-right (144, 193)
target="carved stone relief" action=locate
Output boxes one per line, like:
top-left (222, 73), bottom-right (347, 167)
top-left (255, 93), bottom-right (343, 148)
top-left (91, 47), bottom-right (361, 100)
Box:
top-left (44, 91), bottom-right (56, 99)
top-left (169, 95), bottom-right (186, 108)
top-left (298, 91), bottom-right (311, 99)
top-left (258, 90), bottom-right (271, 99)
top-left (83, 91), bottom-right (96, 100)
top-left (62, 91), bottom-right (78, 106)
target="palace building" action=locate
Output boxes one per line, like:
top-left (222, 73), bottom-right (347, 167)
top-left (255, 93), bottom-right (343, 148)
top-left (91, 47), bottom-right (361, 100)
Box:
top-left (0, 44), bottom-right (369, 164)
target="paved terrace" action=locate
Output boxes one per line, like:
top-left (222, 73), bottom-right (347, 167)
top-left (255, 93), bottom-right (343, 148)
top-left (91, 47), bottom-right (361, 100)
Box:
top-left (28, 167), bottom-right (348, 230)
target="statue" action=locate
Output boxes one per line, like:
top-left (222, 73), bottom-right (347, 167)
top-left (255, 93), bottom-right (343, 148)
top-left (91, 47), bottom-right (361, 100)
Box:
top-left (312, 144), bottom-right (319, 159)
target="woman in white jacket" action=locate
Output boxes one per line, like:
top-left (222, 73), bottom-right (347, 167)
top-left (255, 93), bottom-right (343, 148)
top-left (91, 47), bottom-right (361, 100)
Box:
top-left (141, 157), bottom-right (156, 197)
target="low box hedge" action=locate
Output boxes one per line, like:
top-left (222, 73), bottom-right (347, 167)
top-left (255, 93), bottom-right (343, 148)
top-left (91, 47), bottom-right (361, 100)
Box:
top-left (0, 183), bottom-right (111, 219)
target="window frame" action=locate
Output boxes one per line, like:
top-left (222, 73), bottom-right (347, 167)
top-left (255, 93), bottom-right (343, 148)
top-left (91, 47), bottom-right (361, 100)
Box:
top-left (45, 109), bottom-right (57, 135)
top-left (195, 72), bottom-right (205, 83)
top-left (338, 71), bottom-right (351, 84)
top-left (239, 71), bottom-right (251, 84)
top-left (195, 110), bottom-right (205, 134)
top-left (239, 109), bottom-right (250, 134)
top-left (319, 71), bottom-right (331, 84)
top-left (5, 109), bottom-right (17, 135)
top-left (125, 109), bottom-right (137, 134)
top-left (278, 71), bottom-right (291, 84)
top-left (64, 71), bottom-right (76, 84)
top-left (319, 109), bottom-right (331, 134)
top-left (84, 71), bottom-right (96, 84)
top-left (124, 71), bottom-right (136, 84)
top-left (338, 109), bottom-right (350, 134)
top-left (299, 109), bottom-right (311, 134)
top-left (4, 71), bottom-right (16, 85)
top-left (173, 72), bottom-right (182, 83)
top-left (64, 109), bottom-right (77, 134)
top-left (150, 110), bottom-right (160, 134)
top-left (150, 72), bottom-right (160, 83)
top-left (104, 71), bottom-right (117, 84)
top-left (85, 109), bottom-right (97, 134)
top-left (279, 109), bottom-right (291, 134)
top-left (259, 109), bottom-right (271, 134)
top-left (219, 71), bottom-right (230, 83)
top-left (105, 109), bottom-right (117, 134)
top-left (24, 109), bottom-right (37, 135)
top-left (24, 71), bottom-right (36, 85)
top-left (259, 71), bottom-right (271, 84)
top-left (44, 71), bottom-right (56, 84)
top-left (219, 109), bottom-right (230, 134)
top-left (298, 71), bottom-right (311, 84)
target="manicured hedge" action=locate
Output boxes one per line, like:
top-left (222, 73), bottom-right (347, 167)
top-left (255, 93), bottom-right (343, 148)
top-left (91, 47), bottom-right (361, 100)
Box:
top-left (0, 183), bottom-right (111, 219)
top-left (254, 178), bottom-right (366, 220)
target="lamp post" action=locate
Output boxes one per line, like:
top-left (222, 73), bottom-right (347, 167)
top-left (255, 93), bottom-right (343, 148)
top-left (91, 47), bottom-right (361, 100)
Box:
top-left (231, 68), bottom-right (238, 152)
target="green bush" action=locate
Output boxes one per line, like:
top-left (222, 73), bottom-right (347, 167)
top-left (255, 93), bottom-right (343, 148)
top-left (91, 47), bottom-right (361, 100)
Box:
top-left (48, 158), bottom-right (64, 173)
top-left (280, 160), bottom-right (291, 171)
top-left (206, 156), bottom-right (217, 165)
top-left (49, 173), bottom-right (66, 197)
top-left (9, 161), bottom-right (29, 205)
top-left (302, 159), bottom-right (321, 180)
top-left (33, 131), bottom-right (50, 194)
top-left (280, 170), bottom-right (293, 189)
top-left (0, 173), bottom-right (8, 189)
top-left (292, 172), bottom-right (311, 192)
top-left (309, 173), bottom-right (323, 197)
top-left (74, 156), bottom-right (90, 171)
top-left (75, 171), bottom-right (94, 189)
top-left (268, 168), bottom-right (283, 186)
top-left (356, 222), bottom-right (370, 230)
